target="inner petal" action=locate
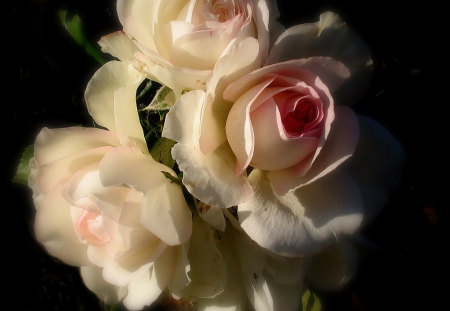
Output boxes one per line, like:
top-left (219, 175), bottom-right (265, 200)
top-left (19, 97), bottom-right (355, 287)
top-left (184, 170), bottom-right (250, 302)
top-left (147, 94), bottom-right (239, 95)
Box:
top-left (283, 99), bottom-right (320, 136)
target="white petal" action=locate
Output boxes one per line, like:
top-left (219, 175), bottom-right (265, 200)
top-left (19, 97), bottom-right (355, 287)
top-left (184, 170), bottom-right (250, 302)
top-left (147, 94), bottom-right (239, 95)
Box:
top-left (36, 146), bottom-right (111, 194)
top-left (239, 169), bottom-right (363, 256)
top-left (184, 217), bottom-right (227, 298)
top-left (162, 90), bottom-right (205, 146)
top-left (135, 51), bottom-right (212, 91)
top-left (99, 31), bottom-right (140, 63)
top-left (225, 78), bottom-right (273, 174)
top-left (198, 205), bottom-right (226, 232)
top-left (167, 245), bottom-right (190, 298)
top-left (123, 266), bottom-right (162, 311)
top-left (196, 228), bottom-right (247, 311)
top-left (268, 11), bottom-right (372, 104)
top-left (141, 182), bottom-right (192, 245)
top-left (84, 61), bottom-right (144, 132)
top-left (34, 183), bottom-right (90, 266)
top-left (172, 143), bottom-right (252, 208)
top-left (344, 116), bottom-right (406, 222)
top-left (80, 266), bottom-right (125, 304)
top-left (307, 240), bottom-right (358, 291)
top-left (113, 80), bottom-right (148, 153)
top-left (200, 37), bottom-right (261, 154)
top-left (34, 127), bottom-right (119, 165)
top-left (99, 147), bottom-right (171, 193)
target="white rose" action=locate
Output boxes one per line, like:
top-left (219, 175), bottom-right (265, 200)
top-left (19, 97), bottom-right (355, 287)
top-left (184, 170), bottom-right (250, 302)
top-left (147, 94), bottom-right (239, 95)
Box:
top-left (100, 0), bottom-right (280, 92)
top-left (30, 61), bottom-right (192, 310)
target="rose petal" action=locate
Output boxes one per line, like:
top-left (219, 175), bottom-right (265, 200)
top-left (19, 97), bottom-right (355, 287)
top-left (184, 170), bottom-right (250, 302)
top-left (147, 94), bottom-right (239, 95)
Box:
top-left (169, 18), bottom-right (243, 70)
top-left (113, 81), bottom-right (148, 153)
top-left (344, 116), bottom-right (406, 222)
top-left (34, 127), bottom-right (119, 165)
top-left (99, 31), bottom-right (140, 63)
top-left (122, 266), bottom-right (161, 311)
top-left (268, 11), bottom-right (372, 103)
top-left (184, 217), bottom-right (227, 298)
top-left (200, 37), bottom-right (261, 154)
top-left (80, 266), bottom-right (125, 305)
top-left (224, 57), bottom-right (349, 102)
top-left (198, 205), bottom-right (227, 232)
top-left (167, 245), bottom-right (190, 299)
top-left (239, 169), bottom-right (363, 256)
top-left (135, 51), bottom-right (212, 91)
top-left (34, 183), bottom-right (90, 266)
top-left (141, 182), bottom-right (193, 245)
top-left (196, 228), bottom-right (247, 311)
top-left (163, 90), bottom-right (252, 208)
top-left (84, 61), bottom-right (144, 132)
top-left (172, 143), bottom-right (252, 208)
top-left (269, 105), bottom-right (359, 195)
top-left (36, 146), bottom-right (111, 194)
top-left (226, 78), bottom-right (274, 174)
top-left (99, 147), bottom-right (171, 193)
top-left (250, 98), bottom-right (320, 171)
top-left (306, 240), bottom-right (358, 291)
top-left (162, 90), bottom-right (205, 146)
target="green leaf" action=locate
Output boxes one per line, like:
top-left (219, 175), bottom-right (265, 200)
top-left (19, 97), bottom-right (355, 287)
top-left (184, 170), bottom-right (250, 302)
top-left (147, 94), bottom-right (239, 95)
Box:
top-left (150, 137), bottom-right (176, 168)
top-left (57, 9), bottom-right (105, 64)
top-left (13, 145), bottom-right (34, 185)
top-left (143, 86), bottom-right (176, 111)
top-left (301, 289), bottom-right (322, 311)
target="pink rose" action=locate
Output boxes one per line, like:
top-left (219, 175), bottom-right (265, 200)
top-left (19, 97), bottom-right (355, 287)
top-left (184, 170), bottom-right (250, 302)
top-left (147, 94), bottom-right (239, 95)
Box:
top-left (163, 12), bottom-right (404, 257)
top-left (224, 57), bottom-right (359, 195)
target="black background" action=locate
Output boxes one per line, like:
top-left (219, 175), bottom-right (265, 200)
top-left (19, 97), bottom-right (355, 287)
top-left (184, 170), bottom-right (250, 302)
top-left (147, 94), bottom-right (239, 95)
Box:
top-left (4, 0), bottom-right (448, 310)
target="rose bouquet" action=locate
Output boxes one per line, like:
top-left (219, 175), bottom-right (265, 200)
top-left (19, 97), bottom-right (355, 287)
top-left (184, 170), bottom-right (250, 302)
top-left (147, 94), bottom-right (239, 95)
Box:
top-left (13, 0), bottom-right (405, 310)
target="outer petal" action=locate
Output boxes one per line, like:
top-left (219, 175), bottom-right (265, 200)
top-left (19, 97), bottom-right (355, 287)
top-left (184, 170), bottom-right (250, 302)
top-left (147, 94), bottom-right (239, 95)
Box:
top-left (238, 169), bottom-right (363, 256)
top-left (268, 105), bottom-right (359, 195)
top-left (34, 183), bottom-right (90, 266)
top-left (142, 182), bottom-right (192, 245)
top-left (344, 116), bottom-right (406, 222)
top-left (200, 37), bottom-right (261, 154)
top-left (84, 61), bottom-right (144, 133)
top-left (196, 227), bottom-right (247, 311)
top-left (163, 90), bottom-right (252, 208)
top-left (268, 11), bottom-right (372, 104)
top-left (34, 127), bottom-right (119, 165)
top-left (99, 147), bottom-right (192, 245)
top-left (80, 266), bottom-right (125, 305)
top-left (172, 143), bottom-right (253, 208)
top-left (134, 51), bottom-right (212, 91)
top-left (162, 90), bottom-right (205, 146)
top-left (230, 226), bottom-right (307, 311)
top-left (184, 217), bottom-right (227, 298)
top-left (99, 31), bottom-right (141, 64)
top-left (224, 57), bottom-right (350, 103)
top-left (306, 240), bottom-right (358, 291)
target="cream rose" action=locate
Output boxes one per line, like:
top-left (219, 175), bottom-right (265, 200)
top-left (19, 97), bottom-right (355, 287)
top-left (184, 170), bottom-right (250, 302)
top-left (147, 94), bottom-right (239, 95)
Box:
top-left (29, 61), bottom-right (192, 310)
top-left (100, 0), bottom-right (280, 92)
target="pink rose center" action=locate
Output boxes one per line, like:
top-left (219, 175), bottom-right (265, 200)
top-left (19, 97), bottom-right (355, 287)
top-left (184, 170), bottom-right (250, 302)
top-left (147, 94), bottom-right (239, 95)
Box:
top-left (282, 101), bottom-right (319, 136)
top-left (193, 0), bottom-right (249, 25)
top-left (72, 209), bottom-right (111, 246)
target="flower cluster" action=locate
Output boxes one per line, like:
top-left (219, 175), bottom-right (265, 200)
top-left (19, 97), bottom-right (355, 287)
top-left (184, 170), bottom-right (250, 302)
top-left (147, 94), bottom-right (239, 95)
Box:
top-left (27, 1), bottom-right (405, 310)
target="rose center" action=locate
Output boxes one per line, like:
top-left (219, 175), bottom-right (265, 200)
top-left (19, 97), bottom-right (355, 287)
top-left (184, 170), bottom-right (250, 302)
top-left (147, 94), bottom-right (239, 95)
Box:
top-left (72, 208), bottom-right (111, 246)
top-left (194, 0), bottom-right (247, 24)
top-left (282, 101), bottom-right (318, 136)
